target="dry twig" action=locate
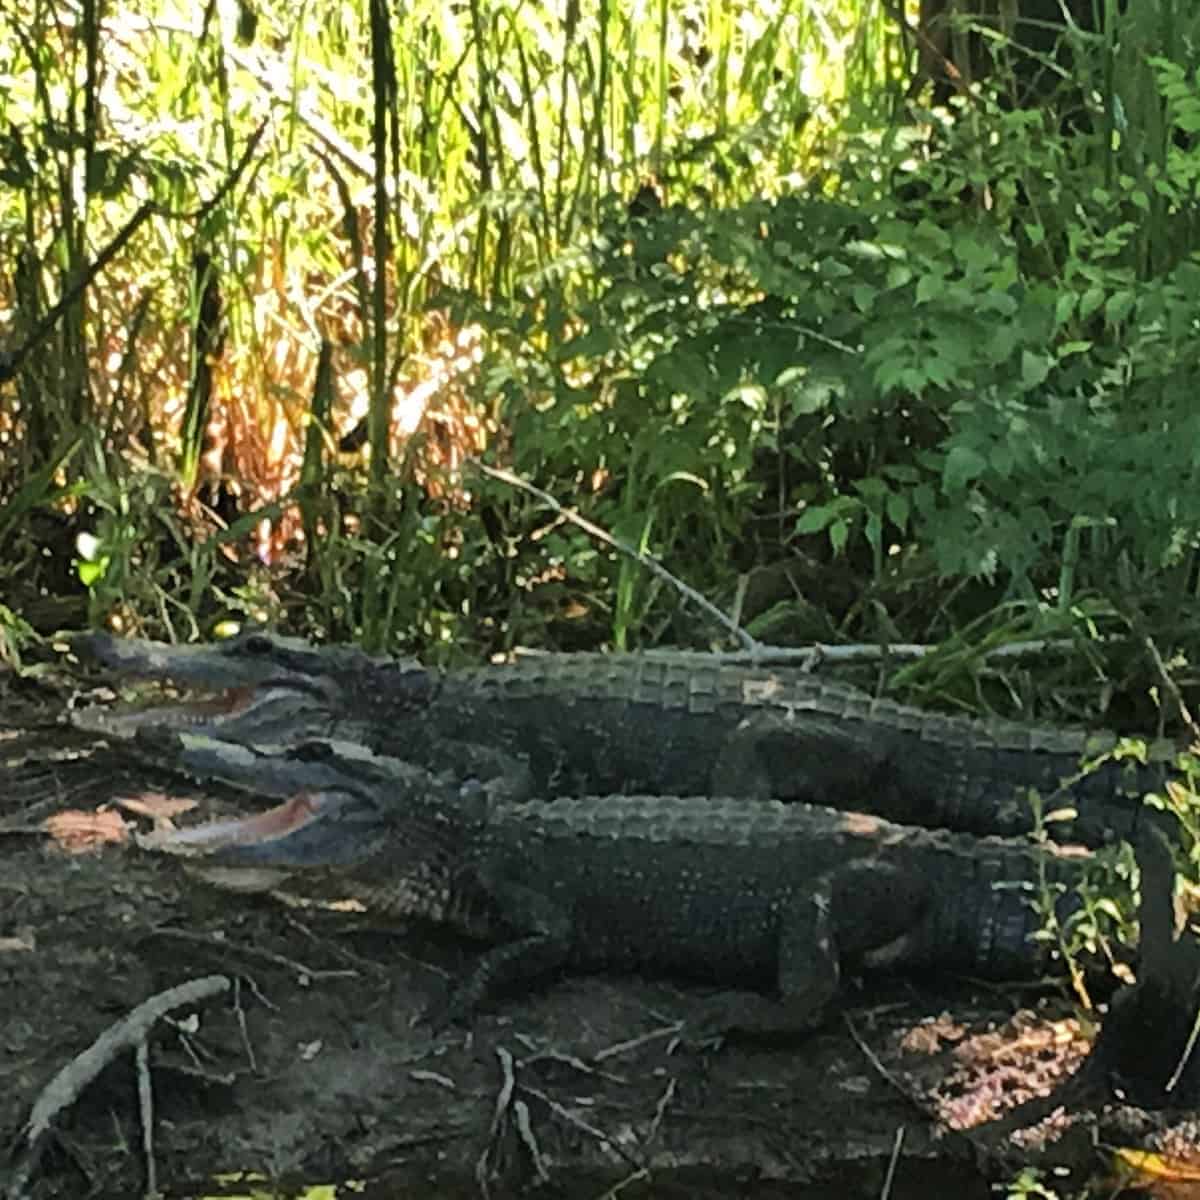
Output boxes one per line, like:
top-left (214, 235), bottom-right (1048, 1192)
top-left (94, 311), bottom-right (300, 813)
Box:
top-left (470, 460), bottom-right (760, 652)
top-left (7, 974), bottom-right (231, 1200)
top-left (1144, 635), bottom-right (1200, 744)
top-left (148, 925), bottom-right (359, 982)
top-left (475, 1044), bottom-right (519, 1198)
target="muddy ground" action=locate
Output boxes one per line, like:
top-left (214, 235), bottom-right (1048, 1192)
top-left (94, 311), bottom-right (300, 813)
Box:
top-left (0, 660), bottom-right (1191, 1199)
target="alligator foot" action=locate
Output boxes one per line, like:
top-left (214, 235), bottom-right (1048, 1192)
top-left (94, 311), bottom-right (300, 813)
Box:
top-left (685, 989), bottom-right (834, 1045)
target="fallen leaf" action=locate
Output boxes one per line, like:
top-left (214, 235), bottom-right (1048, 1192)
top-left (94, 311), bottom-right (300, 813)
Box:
top-left (43, 807), bottom-right (130, 852)
top-left (1115, 1147), bottom-right (1200, 1180)
top-left (0, 933), bottom-right (35, 953)
top-left (1109, 1146), bottom-right (1200, 1199)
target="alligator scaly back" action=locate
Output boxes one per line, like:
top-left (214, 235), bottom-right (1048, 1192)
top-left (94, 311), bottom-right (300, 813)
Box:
top-left (72, 632), bottom-right (1176, 844)
top-left (138, 731), bottom-right (1097, 1038)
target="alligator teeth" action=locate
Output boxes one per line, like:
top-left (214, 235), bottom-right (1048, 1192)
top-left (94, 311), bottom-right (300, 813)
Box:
top-left (138, 792), bottom-right (325, 855)
top-left (71, 686), bottom-right (261, 738)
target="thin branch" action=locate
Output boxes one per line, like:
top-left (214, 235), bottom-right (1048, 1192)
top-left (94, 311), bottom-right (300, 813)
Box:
top-left (632, 638), bottom-right (1080, 667)
top-left (148, 926), bottom-right (359, 983)
top-left (135, 1038), bottom-right (156, 1200)
top-left (7, 975), bottom-right (231, 1200)
top-left (879, 1125), bottom-right (905, 1200)
top-left (842, 1013), bottom-right (936, 1123)
top-left (475, 1044), bottom-right (518, 1199)
top-left (1144, 635), bottom-right (1200, 745)
top-left (513, 638), bottom-right (1079, 669)
top-left (469, 460), bottom-right (760, 651)
top-left (0, 204), bottom-right (154, 385)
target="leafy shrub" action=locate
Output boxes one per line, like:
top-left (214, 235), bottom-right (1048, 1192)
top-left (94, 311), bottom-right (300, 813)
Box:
top-left (451, 67), bottom-right (1200, 653)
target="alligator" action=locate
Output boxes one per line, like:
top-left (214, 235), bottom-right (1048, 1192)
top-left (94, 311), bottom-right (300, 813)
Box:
top-left (71, 628), bottom-right (1178, 846)
top-left (131, 728), bottom-right (1106, 1036)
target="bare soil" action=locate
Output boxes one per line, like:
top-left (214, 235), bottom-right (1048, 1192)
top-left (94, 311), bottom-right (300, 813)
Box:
top-left (0, 662), bottom-right (1185, 1199)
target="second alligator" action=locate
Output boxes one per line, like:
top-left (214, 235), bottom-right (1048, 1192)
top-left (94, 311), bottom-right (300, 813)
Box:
top-left (73, 629), bottom-right (1177, 844)
top-left (137, 729), bottom-right (1103, 1037)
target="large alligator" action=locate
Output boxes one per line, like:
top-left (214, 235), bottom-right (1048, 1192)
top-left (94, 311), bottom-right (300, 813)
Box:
top-left (71, 628), bottom-right (1177, 845)
top-left (132, 729), bottom-right (1107, 1036)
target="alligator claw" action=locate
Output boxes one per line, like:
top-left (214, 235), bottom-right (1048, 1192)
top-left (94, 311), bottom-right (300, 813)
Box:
top-left (417, 985), bottom-right (476, 1035)
top-left (684, 990), bottom-right (831, 1044)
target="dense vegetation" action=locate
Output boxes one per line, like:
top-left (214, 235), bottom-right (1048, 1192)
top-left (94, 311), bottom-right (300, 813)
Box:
top-left (1, 0), bottom-right (1198, 731)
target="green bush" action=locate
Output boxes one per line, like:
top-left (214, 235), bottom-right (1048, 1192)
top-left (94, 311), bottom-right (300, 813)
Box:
top-left (449, 57), bottom-right (1200, 654)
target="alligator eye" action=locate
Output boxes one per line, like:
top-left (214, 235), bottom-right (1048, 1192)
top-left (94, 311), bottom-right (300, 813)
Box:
top-left (242, 632), bottom-right (273, 655)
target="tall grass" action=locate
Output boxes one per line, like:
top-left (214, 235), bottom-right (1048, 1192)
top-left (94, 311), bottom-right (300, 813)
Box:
top-left (0, 0), bottom-right (897, 642)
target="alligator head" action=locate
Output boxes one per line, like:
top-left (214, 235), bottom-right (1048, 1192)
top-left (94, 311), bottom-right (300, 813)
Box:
top-left (135, 729), bottom-right (486, 904)
top-left (71, 628), bottom-right (434, 745)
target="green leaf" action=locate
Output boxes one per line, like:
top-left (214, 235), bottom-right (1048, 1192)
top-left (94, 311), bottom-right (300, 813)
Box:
top-left (1092, 898), bottom-right (1126, 923)
top-left (830, 519), bottom-right (849, 555)
top-left (924, 357), bottom-right (951, 388)
top-left (1079, 287), bottom-right (1105, 320)
top-left (1020, 351), bottom-right (1050, 390)
top-left (855, 477), bottom-right (888, 504)
top-left (786, 379), bottom-right (833, 415)
top-left (560, 326), bottom-right (617, 360)
top-left (865, 511), bottom-right (882, 552)
top-left (942, 445), bottom-right (987, 492)
top-left (796, 506), bottom-right (836, 534)
top-left (1105, 290), bottom-right (1135, 324)
top-left (990, 444), bottom-right (1015, 476)
top-left (915, 273), bottom-right (944, 304)
top-left (1054, 292), bottom-right (1076, 325)
top-left (852, 283), bottom-right (875, 313)
top-left (77, 556), bottom-right (110, 587)
top-left (886, 490), bottom-right (910, 530)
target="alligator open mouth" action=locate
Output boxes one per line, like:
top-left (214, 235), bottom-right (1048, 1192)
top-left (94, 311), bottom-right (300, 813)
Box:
top-left (124, 730), bottom-right (481, 912)
top-left (138, 785), bottom-right (391, 908)
top-left (145, 790), bottom-right (330, 855)
top-left (69, 630), bottom-right (345, 743)
top-left (72, 682), bottom-right (310, 740)
top-left (138, 790), bottom-right (353, 894)
top-left (69, 627), bottom-right (442, 763)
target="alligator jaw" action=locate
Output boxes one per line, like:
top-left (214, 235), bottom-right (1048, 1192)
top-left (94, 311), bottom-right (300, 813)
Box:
top-left (147, 792), bottom-right (402, 908)
top-left (131, 733), bottom-right (488, 913)
top-left (71, 630), bottom-right (346, 689)
top-left (71, 682), bottom-right (322, 742)
top-left (70, 630), bottom-right (348, 742)
top-left (70, 629), bottom-right (436, 745)
top-left (142, 790), bottom-right (369, 862)
top-left (138, 792), bottom-right (328, 897)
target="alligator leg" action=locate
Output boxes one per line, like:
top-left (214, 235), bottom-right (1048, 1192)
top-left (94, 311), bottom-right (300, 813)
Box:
top-left (428, 740), bottom-right (534, 803)
top-left (709, 711), bottom-right (897, 803)
top-left (689, 861), bottom-right (931, 1039)
top-left (438, 878), bottom-right (573, 1024)
top-left (687, 887), bottom-right (843, 1039)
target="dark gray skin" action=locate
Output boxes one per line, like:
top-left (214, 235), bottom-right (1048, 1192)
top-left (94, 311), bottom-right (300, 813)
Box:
top-left (140, 730), bottom-right (1093, 1037)
top-left (73, 629), bottom-right (1174, 845)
